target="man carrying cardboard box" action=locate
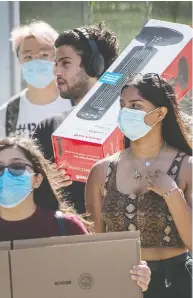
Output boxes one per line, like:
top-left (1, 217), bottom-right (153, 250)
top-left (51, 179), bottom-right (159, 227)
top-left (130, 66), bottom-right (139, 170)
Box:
top-left (33, 22), bottom-right (120, 213)
top-left (34, 20), bottom-right (192, 214)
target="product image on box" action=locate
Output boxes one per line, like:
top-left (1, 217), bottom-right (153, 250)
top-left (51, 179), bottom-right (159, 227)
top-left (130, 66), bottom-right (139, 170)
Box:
top-left (169, 56), bottom-right (189, 90)
top-left (76, 26), bottom-right (184, 121)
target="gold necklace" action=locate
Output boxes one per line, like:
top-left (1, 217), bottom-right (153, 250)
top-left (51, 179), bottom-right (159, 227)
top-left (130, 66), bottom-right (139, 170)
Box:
top-left (130, 142), bottom-right (166, 180)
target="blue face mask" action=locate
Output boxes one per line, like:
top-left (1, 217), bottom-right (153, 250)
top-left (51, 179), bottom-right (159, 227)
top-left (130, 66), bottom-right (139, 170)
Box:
top-left (21, 59), bottom-right (55, 89)
top-left (117, 107), bottom-right (159, 141)
top-left (0, 169), bottom-right (33, 208)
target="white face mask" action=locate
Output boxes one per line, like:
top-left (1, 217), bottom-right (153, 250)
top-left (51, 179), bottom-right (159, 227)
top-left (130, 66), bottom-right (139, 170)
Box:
top-left (117, 107), bottom-right (159, 141)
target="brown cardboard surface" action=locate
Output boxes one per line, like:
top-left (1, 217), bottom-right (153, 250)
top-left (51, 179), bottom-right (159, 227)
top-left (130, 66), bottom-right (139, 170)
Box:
top-left (13, 230), bottom-right (140, 249)
top-left (0, 242), bottom-right (12, 298)
top-left (11, 238), bottom-right (142, 298)
top-left (0, 241), bottom-right (11, 250)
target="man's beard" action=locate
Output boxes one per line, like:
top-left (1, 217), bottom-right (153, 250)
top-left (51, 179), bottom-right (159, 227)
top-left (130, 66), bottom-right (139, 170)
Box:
top-left (60, 69), bottom-right (90, 103)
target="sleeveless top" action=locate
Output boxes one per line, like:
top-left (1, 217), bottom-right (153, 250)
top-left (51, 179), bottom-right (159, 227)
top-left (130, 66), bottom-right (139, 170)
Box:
top-left (102, 151), bottom-right (186, 248)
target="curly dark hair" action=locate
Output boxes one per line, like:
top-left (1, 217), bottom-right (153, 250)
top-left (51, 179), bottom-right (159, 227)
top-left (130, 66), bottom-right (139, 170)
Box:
top-left (121, 73), bottom-right (192, 156)
top-left (55, 21), bottom-right (119, 77)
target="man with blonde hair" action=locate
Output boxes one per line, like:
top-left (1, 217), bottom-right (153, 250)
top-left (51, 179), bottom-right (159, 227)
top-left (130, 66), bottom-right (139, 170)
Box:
top-left (0, 21), bottom-right (73, 138)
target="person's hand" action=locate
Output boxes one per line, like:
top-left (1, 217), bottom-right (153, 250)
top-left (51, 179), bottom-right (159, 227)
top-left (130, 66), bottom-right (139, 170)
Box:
top-left (146, 170), bottom-right (178, 197)
top-left (50, 163), bottom-right (72, 191)
top-left (130, 260), bottom-right (151, 292)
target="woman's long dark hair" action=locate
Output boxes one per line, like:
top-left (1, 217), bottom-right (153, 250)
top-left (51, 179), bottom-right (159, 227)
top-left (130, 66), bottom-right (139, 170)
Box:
top-left (122, 73), bottom-right (192, 156)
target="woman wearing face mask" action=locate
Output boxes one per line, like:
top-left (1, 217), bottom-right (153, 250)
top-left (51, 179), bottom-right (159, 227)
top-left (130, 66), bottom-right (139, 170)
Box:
top-left (0, 137), bottom-right (90, 239)
top-left (86, 73), bottom-right (192, 298)
top-left (0, 137), bottom-right (151, 293)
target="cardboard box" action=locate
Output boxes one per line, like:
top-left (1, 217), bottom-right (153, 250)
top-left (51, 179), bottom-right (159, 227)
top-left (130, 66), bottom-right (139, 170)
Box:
top-left (52, 19), bottom-right (193, 182)
top-left (13, 230), bottom-right (140, 249)
top-left (11, 232), bottom-right (142, 298)
top-left (0, 242), bottom-right (12, 298)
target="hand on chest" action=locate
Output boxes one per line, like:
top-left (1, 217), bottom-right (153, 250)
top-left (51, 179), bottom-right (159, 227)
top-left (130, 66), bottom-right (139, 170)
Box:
top-left (116, 156), bottom-right (180, 196)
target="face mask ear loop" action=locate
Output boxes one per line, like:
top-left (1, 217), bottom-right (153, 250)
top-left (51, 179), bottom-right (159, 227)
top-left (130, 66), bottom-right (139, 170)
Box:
top-left (146, 107), bottom-right (161, 128)
top-left (147, 107), bottom-right (161, 115)
top-left (29, 172), bottom-right (39, 191)
top-left (151, 119), bottom-right (159, 128)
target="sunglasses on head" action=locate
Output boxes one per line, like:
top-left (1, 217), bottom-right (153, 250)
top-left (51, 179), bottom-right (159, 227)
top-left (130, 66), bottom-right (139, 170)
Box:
top-left (143, 73), bottom-right (162, 87)
top-left (0, 162), bottom-right (34, 177)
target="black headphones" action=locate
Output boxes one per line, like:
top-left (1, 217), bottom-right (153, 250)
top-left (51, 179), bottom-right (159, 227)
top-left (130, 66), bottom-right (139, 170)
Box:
top-left (73, 28), bottom-right (105, 78)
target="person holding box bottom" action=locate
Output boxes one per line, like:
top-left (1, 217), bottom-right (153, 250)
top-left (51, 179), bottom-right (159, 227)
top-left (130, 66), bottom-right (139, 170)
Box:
top-left (0, 136), bottom-right (151, 293)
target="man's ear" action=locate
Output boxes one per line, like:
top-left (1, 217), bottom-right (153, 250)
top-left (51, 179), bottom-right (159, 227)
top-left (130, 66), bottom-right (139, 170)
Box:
top-left (33, 173), bottom-right (43, 189)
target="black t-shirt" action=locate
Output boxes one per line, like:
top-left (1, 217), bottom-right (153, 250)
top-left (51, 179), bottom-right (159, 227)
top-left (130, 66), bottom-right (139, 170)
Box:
top-left (33, 112), bottom-right (86, 214)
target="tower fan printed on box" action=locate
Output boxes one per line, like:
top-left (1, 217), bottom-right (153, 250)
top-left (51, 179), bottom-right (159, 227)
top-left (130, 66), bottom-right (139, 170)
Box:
top-left (76, 26), bottom-right (184, 121)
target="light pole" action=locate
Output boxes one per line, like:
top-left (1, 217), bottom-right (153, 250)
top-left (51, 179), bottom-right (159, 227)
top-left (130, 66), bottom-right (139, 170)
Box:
top-left (0, 1), bottom-right (20, 106)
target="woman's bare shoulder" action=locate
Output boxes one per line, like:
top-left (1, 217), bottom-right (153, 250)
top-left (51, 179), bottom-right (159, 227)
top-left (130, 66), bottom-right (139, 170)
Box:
top-left (177, 153), bottom-right (192, 187)
top-left (88, 151), bottom-right (122, 183)
top-left (92, 151), bottom-right (121, 170)
top-left (180, 154), bottom-right (192, 174)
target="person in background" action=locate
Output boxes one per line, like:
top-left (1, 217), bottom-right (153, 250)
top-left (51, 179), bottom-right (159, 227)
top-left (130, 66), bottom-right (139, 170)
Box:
top-left (0, 136), bottom-right (151, 293)
top-left (33, 22), bottom-right (119, 213)
top-left (0, 21), bottom-right (72, 139)
top-left (85, 73), bottom-right (192, 298)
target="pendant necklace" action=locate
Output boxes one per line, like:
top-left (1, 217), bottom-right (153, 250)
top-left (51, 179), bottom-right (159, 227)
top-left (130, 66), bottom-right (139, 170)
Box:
top-left (130, 142), bottom-right (166, 180)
